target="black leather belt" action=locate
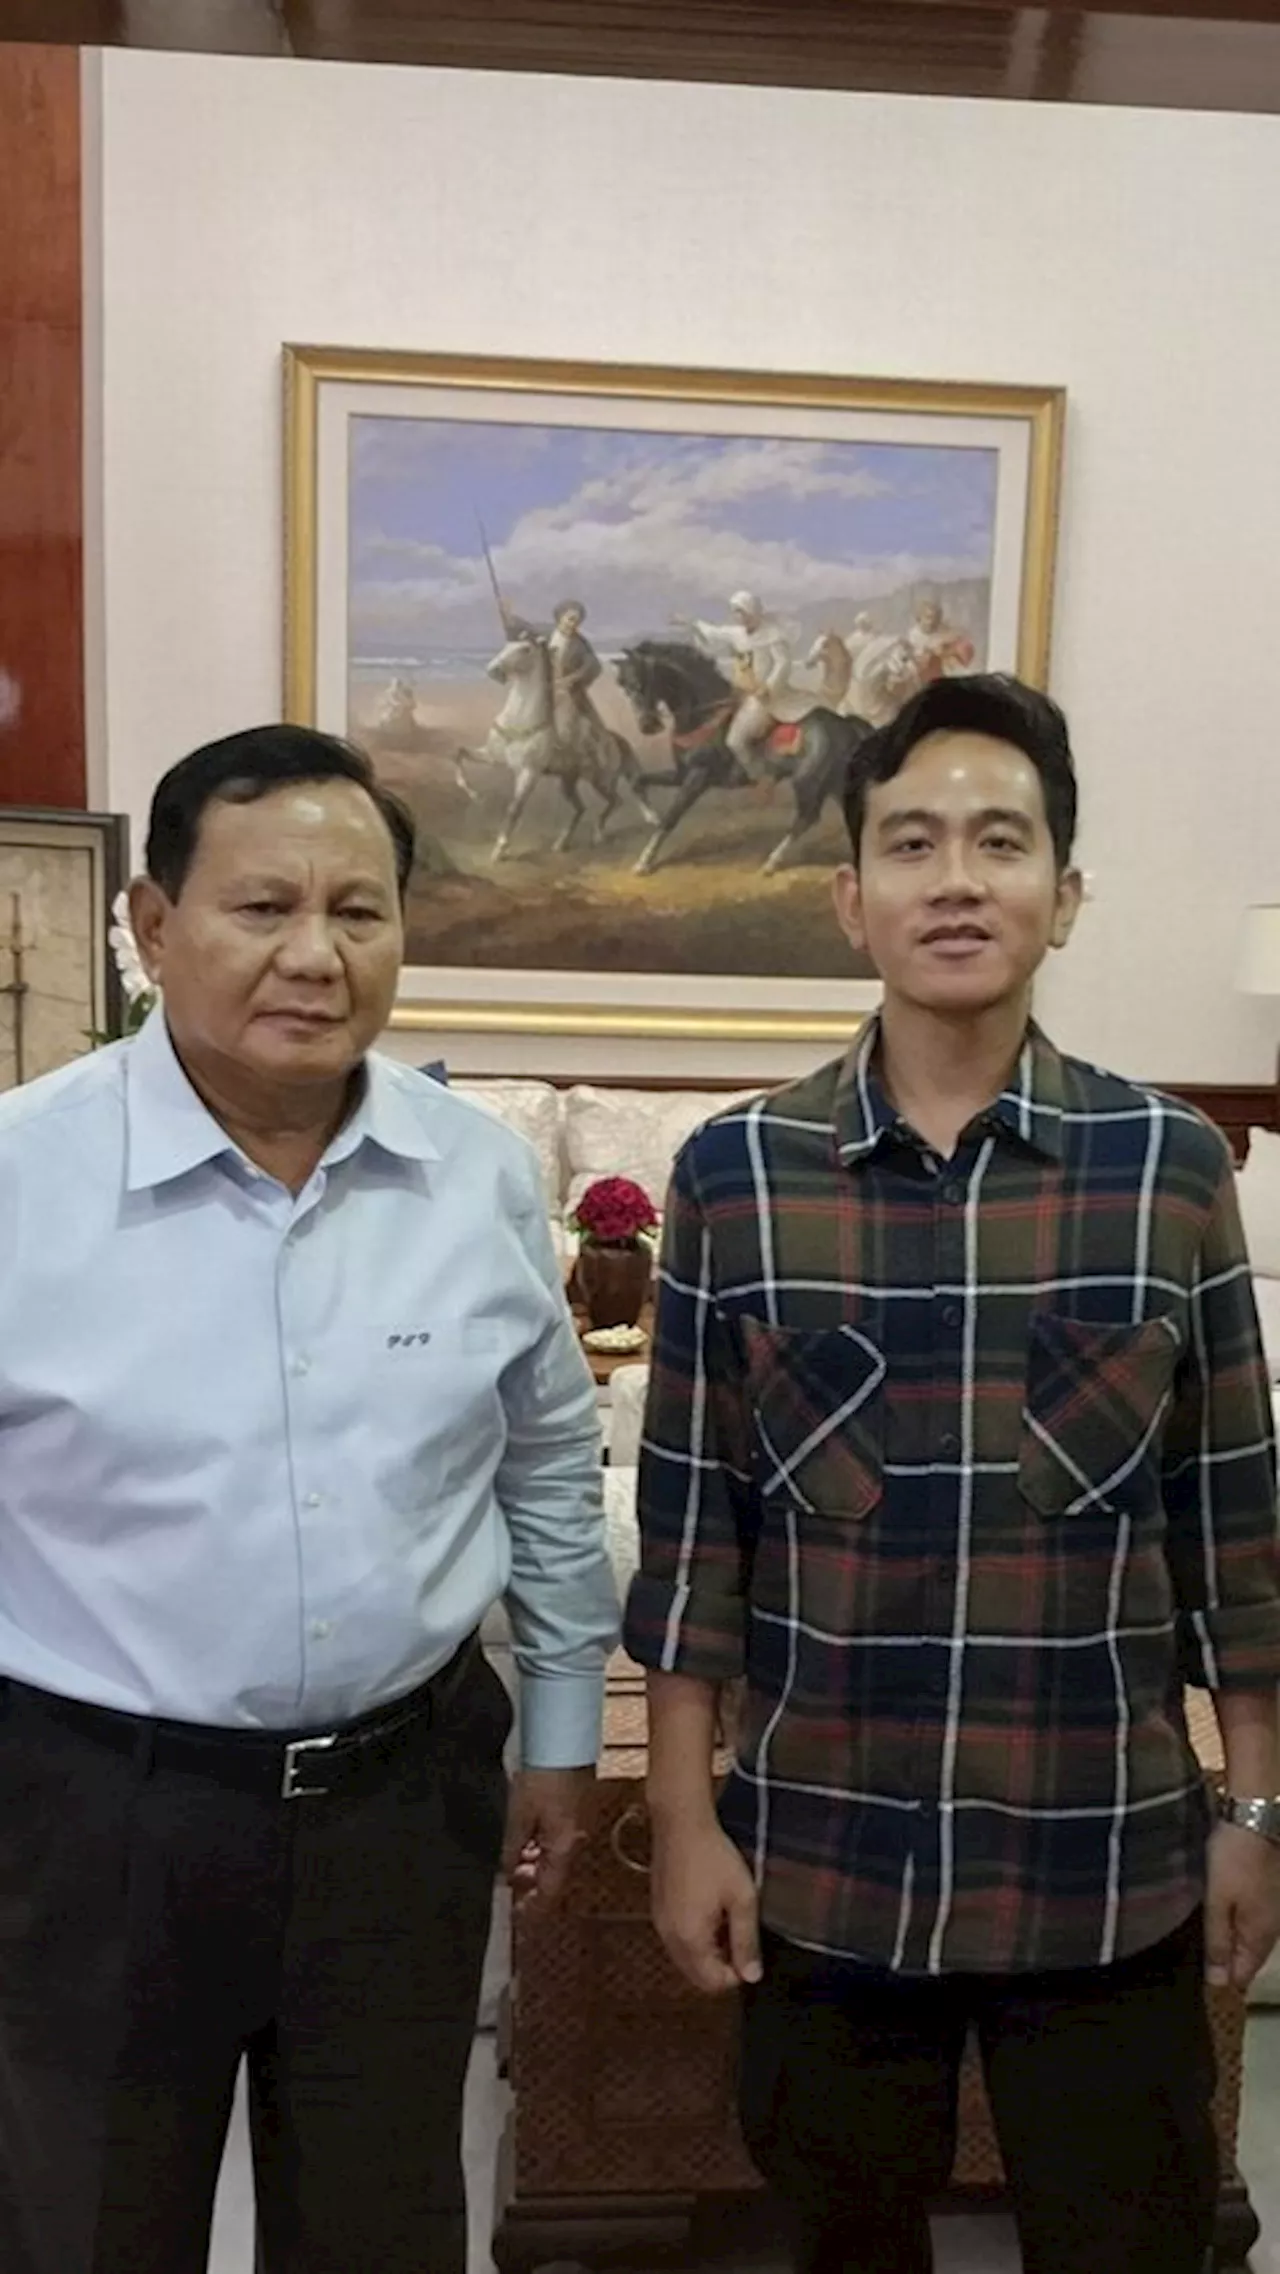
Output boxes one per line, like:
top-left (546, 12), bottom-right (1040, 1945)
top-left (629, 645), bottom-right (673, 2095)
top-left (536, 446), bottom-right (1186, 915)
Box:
top-left (6, 1633), bottom-right (480, 1802)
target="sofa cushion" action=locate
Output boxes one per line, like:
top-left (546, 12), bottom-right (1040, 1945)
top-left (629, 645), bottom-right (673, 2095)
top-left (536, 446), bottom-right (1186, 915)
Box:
top-left (1255, 1278), bottom-right (1280, 1382)
top-left (603, 1465), bottom-right (641, 1600)
top-left (608, 1362), bottom-right (650, 1469)
top-left (449, 1078), bottom-right (563, 1217)
top-left (564, 1084), bottom-right (758, 1221)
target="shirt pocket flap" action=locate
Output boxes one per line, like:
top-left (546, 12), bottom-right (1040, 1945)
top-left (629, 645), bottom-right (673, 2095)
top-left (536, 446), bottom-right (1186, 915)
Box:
top-left (740, 1318), bottom-right (886, 1520)
top-left (1019, 1311), bottom-right (1183, 1519)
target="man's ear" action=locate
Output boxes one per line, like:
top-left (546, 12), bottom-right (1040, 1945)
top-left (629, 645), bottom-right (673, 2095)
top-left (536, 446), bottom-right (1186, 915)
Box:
top-left (128, 875), bottom-right (171, 987)
top-left (1049, 864), bottom-right (1084, 951)
top-left (833, 863), bottom-right (868, 955)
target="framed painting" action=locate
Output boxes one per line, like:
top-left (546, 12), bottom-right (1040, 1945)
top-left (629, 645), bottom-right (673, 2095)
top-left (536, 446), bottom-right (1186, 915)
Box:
top-left (284, 349), bottom-right (1065, 1044)
top-left (0, 807), bottom-right (130, 1089)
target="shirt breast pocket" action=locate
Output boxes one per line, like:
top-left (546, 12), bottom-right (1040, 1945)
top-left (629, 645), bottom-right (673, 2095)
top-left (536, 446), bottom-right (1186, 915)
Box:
top-left (345, 1318), bottom-right (505, 1436)
top-left (1018, 1312), bottom-right (1183, 1520)
top-left (740, 1318), bottom-right (885, 1521)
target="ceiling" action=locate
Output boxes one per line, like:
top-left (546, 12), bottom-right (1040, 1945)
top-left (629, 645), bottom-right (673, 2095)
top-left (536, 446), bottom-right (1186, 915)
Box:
top-left (3, 0), bottom-right (1280, 110)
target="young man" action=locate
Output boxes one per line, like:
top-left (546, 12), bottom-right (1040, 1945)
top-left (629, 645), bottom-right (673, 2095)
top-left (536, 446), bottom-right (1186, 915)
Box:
top-left (624, 675), bottom-right (1280, 2274)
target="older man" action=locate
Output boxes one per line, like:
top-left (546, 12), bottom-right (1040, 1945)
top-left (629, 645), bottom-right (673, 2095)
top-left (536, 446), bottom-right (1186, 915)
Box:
top-left (0, 724), bottom-right (617, 2274)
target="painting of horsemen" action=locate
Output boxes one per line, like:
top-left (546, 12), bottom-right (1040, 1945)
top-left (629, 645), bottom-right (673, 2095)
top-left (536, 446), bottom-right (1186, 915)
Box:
top-left (286, 351), bottom-right (1063, 1039)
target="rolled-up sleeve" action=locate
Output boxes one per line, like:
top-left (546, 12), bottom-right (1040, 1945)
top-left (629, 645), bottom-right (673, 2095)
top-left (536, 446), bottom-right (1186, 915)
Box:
top-left (623, 1142), bottom-right (755, 1683)
top-left (1163, 1147), bottom-right (1280, 1690)
top-left (497, 1197), bottom-right (619, 1767)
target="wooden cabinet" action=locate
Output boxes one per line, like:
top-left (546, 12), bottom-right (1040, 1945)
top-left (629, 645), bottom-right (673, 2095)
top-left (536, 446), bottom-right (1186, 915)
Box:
top-left (493, 1663), bottom-right (1259, 2271)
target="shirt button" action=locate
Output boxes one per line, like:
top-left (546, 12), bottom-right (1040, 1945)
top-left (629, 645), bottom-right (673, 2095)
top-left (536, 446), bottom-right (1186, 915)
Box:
top-left (941, 1304), bottom-right (963, 1330)
top-left (939, 1432), bottom-right (960, 1458)
top-left (309, 1620), bottom-right (333, 1642)
top-left (304, 1492), bottom-right (322, 1510)
top-left (941, 1181), bottom-right (966, 1207)
top-left (290, 1356), bottom-right (310, 1378)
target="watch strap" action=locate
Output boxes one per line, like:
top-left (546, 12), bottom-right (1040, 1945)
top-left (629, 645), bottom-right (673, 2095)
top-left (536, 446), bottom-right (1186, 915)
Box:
top-left (1217, 1793), bottom-right (1280, 1846)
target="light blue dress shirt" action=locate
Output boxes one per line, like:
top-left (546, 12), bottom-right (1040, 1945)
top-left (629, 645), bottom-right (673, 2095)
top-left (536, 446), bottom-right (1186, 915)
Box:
top-left (0, 1013), bottom-right (618, 1765)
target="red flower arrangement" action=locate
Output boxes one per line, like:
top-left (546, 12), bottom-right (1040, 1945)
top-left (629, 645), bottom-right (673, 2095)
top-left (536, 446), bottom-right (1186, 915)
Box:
top-left (570, 1174), bottom-right (659, 1250)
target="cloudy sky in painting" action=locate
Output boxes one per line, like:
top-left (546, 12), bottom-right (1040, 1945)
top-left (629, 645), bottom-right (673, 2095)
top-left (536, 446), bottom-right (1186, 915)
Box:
top-left (347, 415), bottom-right (998, 658)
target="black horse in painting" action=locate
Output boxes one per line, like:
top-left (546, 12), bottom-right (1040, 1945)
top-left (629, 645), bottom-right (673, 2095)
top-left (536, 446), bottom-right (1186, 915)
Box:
top-left (613, 640), bottom-right (872, 876)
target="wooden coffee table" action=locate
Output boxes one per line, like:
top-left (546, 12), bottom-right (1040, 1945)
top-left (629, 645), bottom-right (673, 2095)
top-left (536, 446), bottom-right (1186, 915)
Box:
top-left (574, 1302), bottom-right (654, 1388)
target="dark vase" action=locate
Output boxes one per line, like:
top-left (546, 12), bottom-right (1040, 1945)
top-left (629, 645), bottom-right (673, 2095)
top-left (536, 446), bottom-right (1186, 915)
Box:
top-left (577, 1241), bottom-right (652, 1330)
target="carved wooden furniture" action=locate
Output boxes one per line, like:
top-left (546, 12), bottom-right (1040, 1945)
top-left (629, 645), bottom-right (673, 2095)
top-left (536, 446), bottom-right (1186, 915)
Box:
top-left (492, 1665), bottom-right (1259, 2272)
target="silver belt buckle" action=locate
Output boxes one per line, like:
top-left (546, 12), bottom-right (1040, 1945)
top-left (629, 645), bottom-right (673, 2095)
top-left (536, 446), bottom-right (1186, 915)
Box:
top-left (281, 1730), bottom-right (339, 1800)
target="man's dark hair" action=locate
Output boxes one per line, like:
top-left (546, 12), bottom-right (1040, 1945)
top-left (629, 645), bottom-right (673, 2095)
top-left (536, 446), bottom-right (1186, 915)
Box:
top-left (842, 674), bottom-right (1078, 870)
top-left (145, 724), bottom-right (416, 899)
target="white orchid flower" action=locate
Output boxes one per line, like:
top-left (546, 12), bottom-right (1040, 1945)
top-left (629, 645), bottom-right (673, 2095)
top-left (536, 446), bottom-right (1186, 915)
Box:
top-left (108, 890), bottom-right (159, 1013)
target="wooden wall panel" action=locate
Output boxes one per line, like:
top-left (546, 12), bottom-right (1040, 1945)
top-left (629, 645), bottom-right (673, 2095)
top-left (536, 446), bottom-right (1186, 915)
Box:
top-left (277, 2), bottom-right (1280, 113)
top-left (7, 3), bottom-right (1280, 113)
top-left (484, 1072), bottom-right (1280, 1155)
top-left (1164, 1082), bottom-right (1279, 1160)
top-left (0, 44), bottom-right (85, 811)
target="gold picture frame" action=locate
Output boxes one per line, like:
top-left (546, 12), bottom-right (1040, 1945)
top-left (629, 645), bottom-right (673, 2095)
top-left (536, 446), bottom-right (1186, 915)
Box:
top-left (284, 347), bottom-right (1064, 1047)
top-left (0, 807), bottom-right (130, 1090)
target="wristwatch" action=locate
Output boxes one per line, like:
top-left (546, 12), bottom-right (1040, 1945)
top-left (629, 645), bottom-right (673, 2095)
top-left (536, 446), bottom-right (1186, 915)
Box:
top-left (1217, 1793), bottom-right (1280, 1847)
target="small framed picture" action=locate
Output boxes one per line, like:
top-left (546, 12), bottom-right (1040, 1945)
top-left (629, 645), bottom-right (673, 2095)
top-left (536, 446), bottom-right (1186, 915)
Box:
top-left (0, 807), bottom-right (130, 1090)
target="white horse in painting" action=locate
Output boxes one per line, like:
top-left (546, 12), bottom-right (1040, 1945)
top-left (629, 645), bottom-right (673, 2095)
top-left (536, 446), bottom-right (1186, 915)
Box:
top-left (805, 626), bottom-right (920, 727)
top-left (456, 635), bottom-right (658, 863)
top-left (366, 674), bottom-right (452, 756)
top-left (371, 676), bottom-right (421, 740)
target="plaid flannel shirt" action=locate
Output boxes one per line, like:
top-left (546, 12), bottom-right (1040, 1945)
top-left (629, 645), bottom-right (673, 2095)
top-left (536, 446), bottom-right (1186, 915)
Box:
top-left (624, 1022), bottom-right (1280, 1974)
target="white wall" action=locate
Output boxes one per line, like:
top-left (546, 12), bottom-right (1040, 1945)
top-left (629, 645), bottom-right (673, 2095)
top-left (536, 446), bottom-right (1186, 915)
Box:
top-left (91, 48), bottom-right (1280, 1081)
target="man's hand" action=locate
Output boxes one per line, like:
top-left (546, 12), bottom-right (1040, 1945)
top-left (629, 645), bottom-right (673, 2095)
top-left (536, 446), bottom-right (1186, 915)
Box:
top-left (1205, 1821), bottom-right (1280, 1990)
top-left (652, 1819), bottom-right (762, 1995)
top-left (502, 1767), bottom-right (595, 1912)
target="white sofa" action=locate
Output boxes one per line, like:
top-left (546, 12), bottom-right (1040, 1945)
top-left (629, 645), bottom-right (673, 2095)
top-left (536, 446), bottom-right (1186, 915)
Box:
top-left (447, 1075), bottom-right (758, 1268)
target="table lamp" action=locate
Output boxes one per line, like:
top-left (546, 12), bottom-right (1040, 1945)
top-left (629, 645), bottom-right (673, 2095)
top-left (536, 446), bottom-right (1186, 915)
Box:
top-left (1238, 904), bottom-right (1280, 1113)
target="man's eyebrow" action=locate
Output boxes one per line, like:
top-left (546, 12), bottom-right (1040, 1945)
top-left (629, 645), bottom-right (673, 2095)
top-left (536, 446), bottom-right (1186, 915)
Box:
top-left (971, 806), bottom-right (1035, 834)
top-left (875, 805), bottom-right (1035, 835)
top-left (221, 872), bottom-right (393, 895)
top-left (875, 806), bottom-right (936, 834)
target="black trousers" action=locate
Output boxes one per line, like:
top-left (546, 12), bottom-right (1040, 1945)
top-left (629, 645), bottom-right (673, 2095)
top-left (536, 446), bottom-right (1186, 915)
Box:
top-left (739, 1912), bottom-right (1219, 2274)
top-left (0, 1651), bottom-right (511, 2274)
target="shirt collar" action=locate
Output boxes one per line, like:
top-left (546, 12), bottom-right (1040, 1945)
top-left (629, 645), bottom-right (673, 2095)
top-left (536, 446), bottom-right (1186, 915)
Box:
top-left (124, 1010), bottom-right (239, 1191)
top-left (124, 1012), bottom-right (439, 1193)
top-left (323, 1052), bottom-right (441, 1170)
top-left (989, 1023), bottom-right (1066, 1161)
top-left (833, 1015), bottom-right (1066, 1166)
top-left (832, 1019), bottom-right (898, 1164)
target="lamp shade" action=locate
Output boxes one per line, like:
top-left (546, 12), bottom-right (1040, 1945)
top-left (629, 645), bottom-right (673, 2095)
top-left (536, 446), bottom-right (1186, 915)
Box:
top-left (1238, 906), bottom-right (1280, 996)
